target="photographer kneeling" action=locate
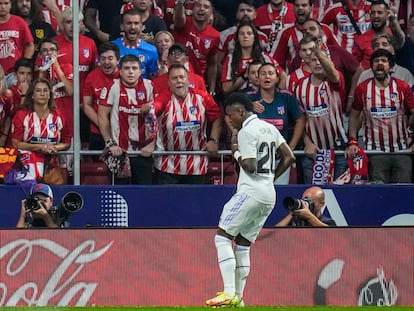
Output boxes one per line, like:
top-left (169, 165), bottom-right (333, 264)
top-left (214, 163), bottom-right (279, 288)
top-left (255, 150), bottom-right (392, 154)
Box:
top-left (16, 183), bottom-right (57, 228)
top-left (275, 186), bottom-right (336, 227)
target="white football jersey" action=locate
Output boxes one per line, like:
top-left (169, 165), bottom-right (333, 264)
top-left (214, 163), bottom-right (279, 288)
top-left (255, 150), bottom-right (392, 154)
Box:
top-left (237, 114), bottom-right (286, 204)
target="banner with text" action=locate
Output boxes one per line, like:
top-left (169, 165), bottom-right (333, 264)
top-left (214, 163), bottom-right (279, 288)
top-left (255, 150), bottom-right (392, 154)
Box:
top-left (0, 228), bottom-right (412, 306)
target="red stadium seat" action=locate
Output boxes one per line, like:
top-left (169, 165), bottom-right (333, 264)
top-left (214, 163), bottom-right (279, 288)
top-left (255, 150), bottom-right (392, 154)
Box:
top-left (80, 162), bottom-right (110, 185)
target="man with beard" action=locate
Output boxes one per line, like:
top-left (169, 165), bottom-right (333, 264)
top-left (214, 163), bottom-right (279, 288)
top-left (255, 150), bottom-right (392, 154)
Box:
top-left (112, 8), bottom-right (158, 79)
top-left (142, 64), bottom-right (222, 184)
top-left (111, 0), bottom-right (167, 43)
top-left (269, 0), bottom-right (339, 72)
top-left (347, 49), bottom-right (414, 183)
top-left (353, 0), bottom-right (405, 70)
top-left (11, 0), bottom-right (56, 62)
top-left (173, 0), bottom-right (220, 96)
top-left (83, 42), bottom-right (120, 151)
top-left (321, 0), bottom-right (371, 53)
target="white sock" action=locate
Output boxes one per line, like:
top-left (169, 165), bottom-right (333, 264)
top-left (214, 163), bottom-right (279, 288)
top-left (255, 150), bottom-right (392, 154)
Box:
top-left (215, 234), bottom-right (236, 295)
top-left (234, 244), bottom-right (250, 299)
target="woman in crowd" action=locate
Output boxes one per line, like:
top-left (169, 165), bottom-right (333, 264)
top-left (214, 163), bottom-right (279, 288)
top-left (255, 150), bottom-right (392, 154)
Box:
top-left (221, 20), bottom-right (286, 94)
top-left (249, 62), bottom-right (305, 184)
top-left (11, 78), bottom-right (71, 182)
top-left (154, 30), bottom-right (175, 76)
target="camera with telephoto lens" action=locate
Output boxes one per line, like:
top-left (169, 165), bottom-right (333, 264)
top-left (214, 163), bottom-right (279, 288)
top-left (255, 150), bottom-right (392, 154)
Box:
top-left (50, 192), bottom-right (84, 227)
top-left (25, 196), bottom-right (42, 211)
top-left (283, 196), bottom-right (315, 213)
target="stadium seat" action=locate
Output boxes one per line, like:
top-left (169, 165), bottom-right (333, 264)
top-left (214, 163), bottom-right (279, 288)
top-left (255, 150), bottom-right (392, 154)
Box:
top-left (80, 162), bottom-right (110, 185)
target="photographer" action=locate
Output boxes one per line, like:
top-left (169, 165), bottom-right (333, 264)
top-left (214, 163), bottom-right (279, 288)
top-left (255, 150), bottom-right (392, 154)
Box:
top-left (16, 183), bottom-right (57, 228)
top-left (275, 186), bottom-right (336, 227)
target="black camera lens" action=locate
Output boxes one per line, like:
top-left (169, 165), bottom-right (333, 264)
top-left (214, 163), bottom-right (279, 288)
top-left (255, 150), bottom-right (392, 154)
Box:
top-left (26, 197), bottom-right (40, 211)
top-left (283, 196), bottom-right (302, 212)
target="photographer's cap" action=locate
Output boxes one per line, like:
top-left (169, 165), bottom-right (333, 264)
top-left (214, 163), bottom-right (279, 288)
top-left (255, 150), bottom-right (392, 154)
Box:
top-left (30, 183), bottom-right (53, 199)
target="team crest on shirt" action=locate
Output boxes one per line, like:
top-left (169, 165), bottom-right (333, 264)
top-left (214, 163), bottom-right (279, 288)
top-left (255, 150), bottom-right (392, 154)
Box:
top-left (83, 49), bottom-right (90, 58)
top-left (204, 39), bottom-right (211, 49)
top-left (390, 92), bottom-right (398, 102)
top-left (189, 106), bottom-right (198, 115)
top-left (137, 91), bottom-right (145, 101)
top-left (49, 123), bottom-right (56, 132)
top-left (139, 54), bottom-right (146, 63)
top-left (277, 106), bottom-right (285, 115)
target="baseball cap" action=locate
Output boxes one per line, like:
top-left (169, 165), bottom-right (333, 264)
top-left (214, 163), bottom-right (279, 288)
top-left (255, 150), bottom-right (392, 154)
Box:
top-left (168, 43), bottom-right (188, 56)
top-left (30, 183), bottom-right (53, 199)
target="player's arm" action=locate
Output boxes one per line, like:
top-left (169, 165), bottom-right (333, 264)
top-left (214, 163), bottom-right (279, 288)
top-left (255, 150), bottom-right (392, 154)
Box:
top-left (274, 142), bottom-right (295, 181)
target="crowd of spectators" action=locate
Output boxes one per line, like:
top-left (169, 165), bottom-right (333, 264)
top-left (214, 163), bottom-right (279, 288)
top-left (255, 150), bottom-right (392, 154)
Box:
top-left (0, 0), bottom-right (413, 185)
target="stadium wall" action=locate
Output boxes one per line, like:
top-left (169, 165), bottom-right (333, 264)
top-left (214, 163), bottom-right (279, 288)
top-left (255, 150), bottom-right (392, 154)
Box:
top-left (0, 228), bottom-right (412, 306)
top-left (0, 185), bottom-right (413, 227)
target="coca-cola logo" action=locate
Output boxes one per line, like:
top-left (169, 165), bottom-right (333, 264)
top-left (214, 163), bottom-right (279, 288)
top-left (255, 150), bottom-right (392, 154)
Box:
top-left (0, 239), bottom-right (113, 306)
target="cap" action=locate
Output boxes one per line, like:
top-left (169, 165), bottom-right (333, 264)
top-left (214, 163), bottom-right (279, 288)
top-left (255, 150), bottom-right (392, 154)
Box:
top-left (168, 43), bottom-right (188, 56)
top-left (30, 183), bottom-right (53, 199)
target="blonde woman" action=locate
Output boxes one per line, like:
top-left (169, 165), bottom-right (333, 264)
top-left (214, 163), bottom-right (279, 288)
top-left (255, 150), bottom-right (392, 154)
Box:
top-left (154, 30), bottom-right (175, 76)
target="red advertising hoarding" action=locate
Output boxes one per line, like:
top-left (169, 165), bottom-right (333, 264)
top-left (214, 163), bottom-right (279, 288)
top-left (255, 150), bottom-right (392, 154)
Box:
top-left (0, 228), bottom-right (412, 306)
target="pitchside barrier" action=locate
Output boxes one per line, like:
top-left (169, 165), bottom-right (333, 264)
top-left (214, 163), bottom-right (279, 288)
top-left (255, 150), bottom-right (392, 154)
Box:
top-left (0, 184), bottom-right (413, 228)
top-left (0, 228), bottom-right (412, 306)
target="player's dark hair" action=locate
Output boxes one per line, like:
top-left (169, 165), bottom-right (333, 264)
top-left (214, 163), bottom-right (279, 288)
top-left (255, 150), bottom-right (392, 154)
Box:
top-left (119, 54), bottom-right (141, 67)
top-left (370, 48), bottom-right (395, 68)
top-left (99, 42), bottom-right (121, 60)
top-left (224, 92), bottom-right (253, 112)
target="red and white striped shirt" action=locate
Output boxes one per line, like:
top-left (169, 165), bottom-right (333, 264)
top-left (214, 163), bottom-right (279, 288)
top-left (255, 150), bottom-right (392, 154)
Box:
top-left (11, 109), bottom-right (70, 180)
top-left (270, 23), bottom-right (339, 72)
top-left (286, 64), bottom-right (311, 93)
top-left (353, 77), bottom-right (414, 152)
top-left (321, 0), bottom-right (371, 53)
top-left (101, 78), bottom-right (154, 151)
top-left (296, 73), bottom-right (348, 149)
top-left (83, 67), bottom-right (119, 135)
top-left (152, 88), bottom-right (221, 175)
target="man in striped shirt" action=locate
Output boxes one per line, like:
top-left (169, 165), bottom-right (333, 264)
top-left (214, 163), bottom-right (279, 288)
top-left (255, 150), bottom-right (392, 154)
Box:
top-left (144, 64), bottom-right (222, 184)
top-left (295, 47), bottom-right (348, 184)
top-left (347, 49), bottom-right (414, 183)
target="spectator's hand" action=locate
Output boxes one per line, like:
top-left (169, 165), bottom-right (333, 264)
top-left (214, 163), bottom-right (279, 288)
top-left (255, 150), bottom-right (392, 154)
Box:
top-left (140, 102), bottom-right (153, 114)
top-left (304, 142), bottom-right (320, 160)
top-left (18, 80), bottom-right (29, 95)
top-left (109, 145), bottom-right (123, 157)
top-left (96, 30), bottom-right (110, 43)
top-left (252, 101), bottom-right (264, 113)
top-left (345, 144), bottom-right (359, 159)
top-left (203, 140), bottom-right (218, 157)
